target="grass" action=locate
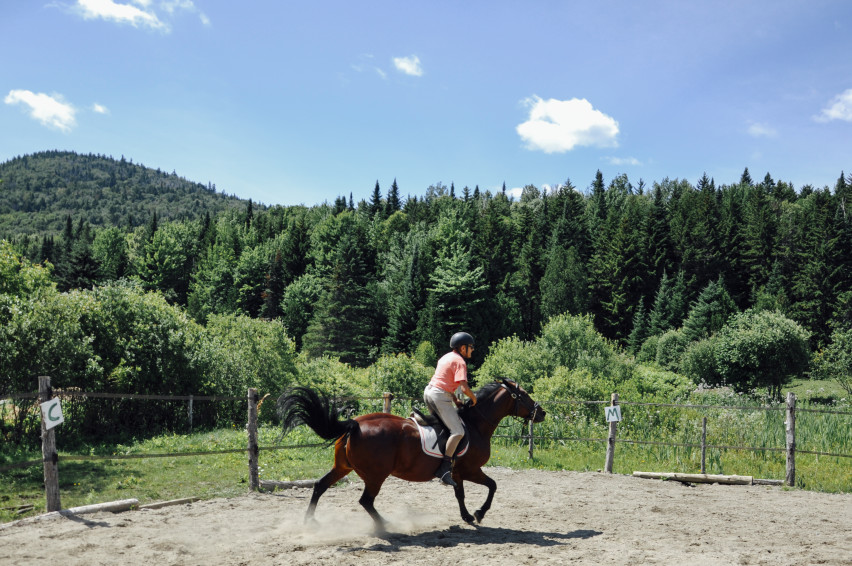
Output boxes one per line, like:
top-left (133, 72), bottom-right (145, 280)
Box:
top-left (3, 388), bottom-right (851, 524)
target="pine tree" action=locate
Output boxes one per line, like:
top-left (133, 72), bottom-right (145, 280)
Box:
top-left (369, 181), bottom-right (383, 219)
top-left (627, 298), bottom-right (649, 354)
top-left (302, 226), bottom-right (375, 366)
top-left (260, 249), bottom-right (285, 319)
top-left (681, 277), bottom-right (738, 343)
top-left (540, 244), bottom-right (588, 320)
top-left (385, 179), bottom-right (401, 216)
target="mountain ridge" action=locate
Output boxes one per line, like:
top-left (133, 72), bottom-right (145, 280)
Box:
top-left (0, 150), bottom-right (250, 237)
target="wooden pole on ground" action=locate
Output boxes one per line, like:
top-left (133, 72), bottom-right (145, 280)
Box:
top-left (382, 392), bottom-right (394, 414)
top-left (247, 388), bottom-right (259, 492)
top-left (632, 471), bottom-right (752, 485)
top-left (38, 376), bottom-right (61, 512)
top-left (785, 392), bottom-right (796, 488)
top-left (604, 393), bottom-right (619, 473)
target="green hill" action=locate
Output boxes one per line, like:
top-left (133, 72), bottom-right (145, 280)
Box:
top-left (0, 150), bottom-right (248, 237)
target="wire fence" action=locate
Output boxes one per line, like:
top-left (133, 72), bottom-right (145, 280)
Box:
top-left (2, 380), bottom-right (851, 514)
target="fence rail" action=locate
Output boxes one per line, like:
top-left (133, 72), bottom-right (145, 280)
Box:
top-left (3, 378), bottom-right (851, 515)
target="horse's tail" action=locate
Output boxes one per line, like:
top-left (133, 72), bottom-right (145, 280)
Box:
top-left (277, 387), bottom-right (358, 444)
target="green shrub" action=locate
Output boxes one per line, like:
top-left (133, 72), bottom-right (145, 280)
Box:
top-left (413, 340), bottom-right (437, 368)
top-left (714, 309), bottom-right (811, 401)
top-left (292, 354), bottom-right (369, 399)
top-left (367, 353), bottom-right (431, 399)
top-left (637, 334), bottom-right (660, 363)
top-left (655, 328), bottom-right (688, 371)
top-left (204, 313), bottom-right (298, 421)
top-left (680, 337), bottom-right (720, 386)
top-left (811, 327), bottom-right (852, 396)
top-left (631, 363), bottom-right (693, 400)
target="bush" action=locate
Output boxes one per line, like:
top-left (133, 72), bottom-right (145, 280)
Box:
top-left (810, 327), bottom-right (852, 396)
top-left (655, 329), bottom-right (688, 371)
top-left (479, 314), bottom-right (633, 396)
top-left (413, 340), bottom-right (437, 368)
top-left (476, 335), bottom-right (543, 389)
top-left (292, 354), bottom-right (369, 399)
top-left (680, 337), bottom-right (720, 386)
top-left (637, 334), bottom-right (660, 363)
top-left (631, 363), bottom-right (693, 400)
top-left (204, 313), bottom-right (298, 421)
top-left (714, 309), bottom-right (811, 401)
top-left (367, 353), bottom-right (432, 400)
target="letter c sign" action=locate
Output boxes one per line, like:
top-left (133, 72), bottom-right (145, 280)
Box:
top-left (40, 398), bottom-right (64, 430)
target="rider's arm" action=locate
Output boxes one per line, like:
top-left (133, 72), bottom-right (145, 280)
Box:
top-left (458, 382), bottom-right (477, 406)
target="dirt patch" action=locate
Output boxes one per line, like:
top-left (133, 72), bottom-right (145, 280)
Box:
top-left (2, 468), bottom-right (850, 565)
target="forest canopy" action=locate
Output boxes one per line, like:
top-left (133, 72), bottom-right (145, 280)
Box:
top-left (2, 153), bottom-right (851, 402)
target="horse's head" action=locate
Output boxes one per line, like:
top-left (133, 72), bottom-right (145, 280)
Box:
top-left (500, 379), bottom-right (546, 423)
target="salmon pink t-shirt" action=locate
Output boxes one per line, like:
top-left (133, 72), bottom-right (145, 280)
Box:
top-left (429, 351), bottom-right (468, 393)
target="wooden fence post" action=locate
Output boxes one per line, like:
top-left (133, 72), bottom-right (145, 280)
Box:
top-left (38, 376), bottom-right (61, 512)
top-left (188, 394), bottom-right (193, 433)
top-left (604, 393), bottom-right (619, 473)
top-left (247, 388), bottom-right (259, 492)
top-left (382, 392), bottom-right (394, 414)
top-left (786, 392), bottom-right (796, 487)
top-left (701, 416), bottom-right (707, 474)
top-left (528, 420), bottom-right (534, 460)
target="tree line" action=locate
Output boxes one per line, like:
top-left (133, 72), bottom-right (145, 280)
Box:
top-left (4, 165), bottom-right (852, 368)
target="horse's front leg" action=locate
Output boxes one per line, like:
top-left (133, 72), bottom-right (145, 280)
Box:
top-left (452, 480), bottom-right (476, 525)
top-left (457, 467), bottom-right (496, 524)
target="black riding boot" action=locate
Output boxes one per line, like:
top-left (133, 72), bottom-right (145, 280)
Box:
top-left (435, 456), bottom-right (457, 487)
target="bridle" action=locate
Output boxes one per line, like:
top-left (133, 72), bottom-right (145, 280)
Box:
top-left (500, 380), bottom-right (543, 423)
top-left (472, 380), bottom-right (542, 427)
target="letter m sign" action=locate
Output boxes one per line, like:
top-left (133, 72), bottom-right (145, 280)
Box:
top-left (605, 405), bottom-right (622, 422)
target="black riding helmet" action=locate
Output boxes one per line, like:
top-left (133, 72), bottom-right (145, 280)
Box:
top-left (449, 332), bottom-right (475, 349)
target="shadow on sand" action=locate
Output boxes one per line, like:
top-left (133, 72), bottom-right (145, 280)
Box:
top-left (347, 524), bottom-right (602, 553)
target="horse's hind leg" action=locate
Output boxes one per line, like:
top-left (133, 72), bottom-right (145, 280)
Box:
top-left (358, 478), bottom-right (388, 535)
top-left (305, 442), bottom-right (352, 524)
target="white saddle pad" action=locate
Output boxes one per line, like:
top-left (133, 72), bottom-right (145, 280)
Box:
top-left (410, 417), bottom-right (468, 459)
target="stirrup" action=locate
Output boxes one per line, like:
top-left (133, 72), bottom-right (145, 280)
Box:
top-left (435, 457), bottom-right (457, 487)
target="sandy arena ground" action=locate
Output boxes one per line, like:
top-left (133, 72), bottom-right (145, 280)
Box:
top-left (2, 467), bottom-right (850, 566)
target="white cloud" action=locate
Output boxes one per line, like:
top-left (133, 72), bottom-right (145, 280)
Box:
top-left (815, 88), bottom-right (852, 122)
top-left (747, 121), bottom-right (778, 138)
top-left (393, 55), bottom-right (423, 77)
top-left (161, 0), bottom-right (210, 26)
top-left (517, 96), bottom-right (619, 153)
top-left (507, 186), bottom-right (524, 200)
top-left (75, 0), bottom-right (167, 30)
top-left (606, 156), bottom-right (642, 166)
top-left (92, 103), bottom-right (109, 114)
top-left (72, 0), bottom-right (210, 31)
top-left (5, 90), bottom-right (77, 132)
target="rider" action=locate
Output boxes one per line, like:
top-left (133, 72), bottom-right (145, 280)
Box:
top-left (424, 331), bottom-right (478, 487)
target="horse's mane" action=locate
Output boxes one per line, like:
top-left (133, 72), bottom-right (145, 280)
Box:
top-left (456, 380), bottom-right (505, 420)
top-left (473, 381), bottom-right (504, 401)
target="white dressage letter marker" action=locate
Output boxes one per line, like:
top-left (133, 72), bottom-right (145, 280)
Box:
top-left (41, 398), bottom-right (64, 430)
top-left (605, 405), bottom-right (622, 422)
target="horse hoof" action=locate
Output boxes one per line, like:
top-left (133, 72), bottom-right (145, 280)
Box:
top-left (474, 510), bottom-right (485, 523)
top-left (461, 513), bottom-right (475, 525)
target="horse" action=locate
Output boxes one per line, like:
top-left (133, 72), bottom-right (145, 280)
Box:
top-left (276, 379), bottom-right (546, 533)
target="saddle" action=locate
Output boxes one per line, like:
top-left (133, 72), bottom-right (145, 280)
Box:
top-left (409, 408), bottom-right (469, 459)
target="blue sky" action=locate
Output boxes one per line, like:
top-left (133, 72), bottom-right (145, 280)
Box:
top-left (2, 1), bottom-right (852, 206)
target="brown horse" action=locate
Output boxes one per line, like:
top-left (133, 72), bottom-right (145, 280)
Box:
top-left (277, 379), bottom-right (546, 532)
